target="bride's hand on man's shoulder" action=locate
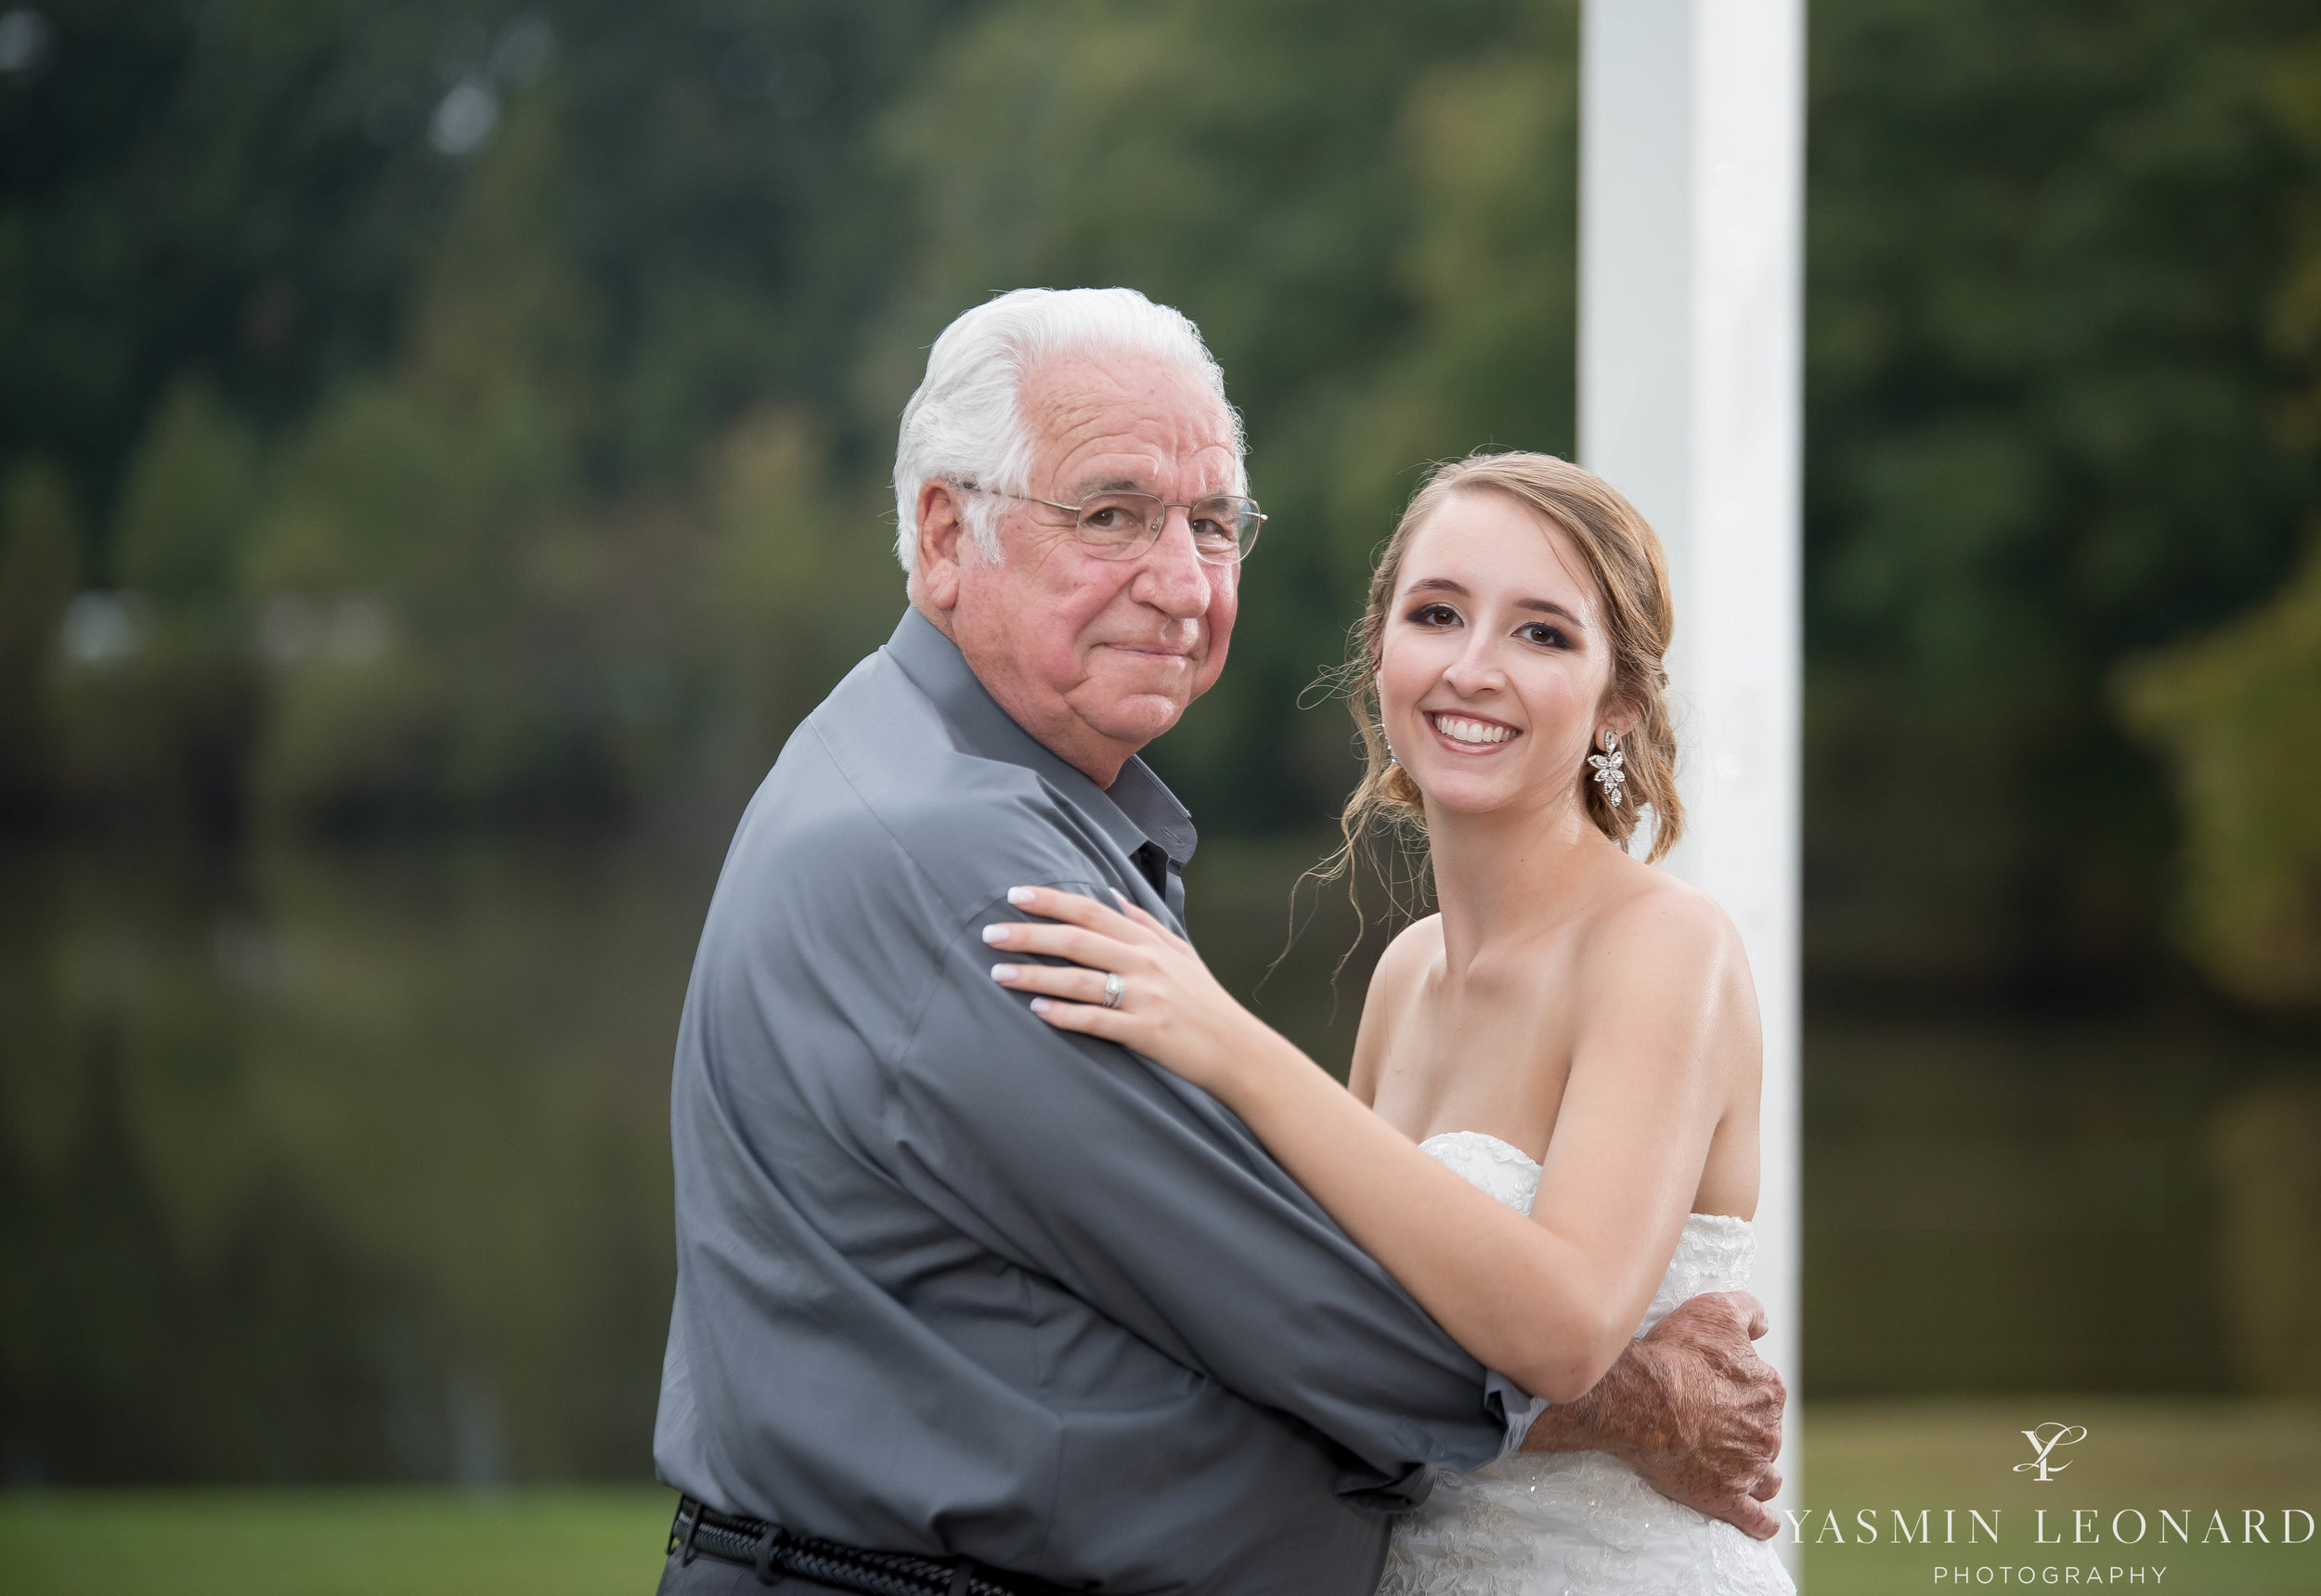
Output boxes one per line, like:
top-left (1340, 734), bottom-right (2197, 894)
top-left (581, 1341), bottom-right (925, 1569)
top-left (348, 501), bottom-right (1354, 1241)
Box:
top-left (981, 886), bottom-right (1261, 1094)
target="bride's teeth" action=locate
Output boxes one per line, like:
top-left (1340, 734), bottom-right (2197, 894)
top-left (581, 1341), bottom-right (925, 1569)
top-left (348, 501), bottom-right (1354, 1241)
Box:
top-left (1433, 715), bottom-right (1512, 746)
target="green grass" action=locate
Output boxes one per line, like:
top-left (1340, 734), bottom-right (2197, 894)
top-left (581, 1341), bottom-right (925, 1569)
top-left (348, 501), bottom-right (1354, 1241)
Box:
top-left (3, 1402), bottom-right (2315, 1593)
top-left (0, 1486), bottom-right (675, 1596)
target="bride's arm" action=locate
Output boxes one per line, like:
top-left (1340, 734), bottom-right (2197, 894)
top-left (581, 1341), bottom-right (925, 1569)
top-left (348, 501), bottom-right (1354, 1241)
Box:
top-left (983, 885), bottom-right (1751, 1406)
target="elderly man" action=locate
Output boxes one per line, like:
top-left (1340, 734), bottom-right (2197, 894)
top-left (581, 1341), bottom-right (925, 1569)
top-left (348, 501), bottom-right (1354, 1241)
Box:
top-left (651, 288), bottom-right (1783, 1596)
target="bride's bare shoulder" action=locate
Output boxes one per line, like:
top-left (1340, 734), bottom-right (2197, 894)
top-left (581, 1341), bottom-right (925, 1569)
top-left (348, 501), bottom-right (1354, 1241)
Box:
top-left (1574, 860), bottom-right (1762, 1096)
top-left (1368, 913), bottom-right (1445, 1000)
top-left (1349, 915), bottom-right (1442, 1101)
top-left (1584, 854), bottom-right (1749, 982)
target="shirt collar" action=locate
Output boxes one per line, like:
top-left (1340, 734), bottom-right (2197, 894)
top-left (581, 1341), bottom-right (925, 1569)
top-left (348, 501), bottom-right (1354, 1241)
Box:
top-left (883, 607), bottom-right (1198, 872)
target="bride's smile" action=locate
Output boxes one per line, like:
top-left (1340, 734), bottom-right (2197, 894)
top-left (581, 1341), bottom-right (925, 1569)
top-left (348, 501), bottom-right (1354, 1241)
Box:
top-left (1425, 711), bottom-right (1520, 749)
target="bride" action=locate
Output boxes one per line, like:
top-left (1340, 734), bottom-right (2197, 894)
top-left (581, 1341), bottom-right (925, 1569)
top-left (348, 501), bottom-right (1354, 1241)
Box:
top-left (983, 451), bottom-right (1796, 1594)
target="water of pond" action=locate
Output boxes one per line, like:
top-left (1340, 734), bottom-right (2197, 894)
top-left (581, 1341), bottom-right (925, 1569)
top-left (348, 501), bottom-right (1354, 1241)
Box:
top-left (0, 832), bottom-right (2287, 1484)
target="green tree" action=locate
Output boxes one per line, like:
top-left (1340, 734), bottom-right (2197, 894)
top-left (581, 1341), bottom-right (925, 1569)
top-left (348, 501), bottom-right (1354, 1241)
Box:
top-left (0, 0), bottom-right (468, 525)
top-left (2120, 544), bottom-right (2321, 1006)
top-left (3, 0), bottom-right (985, 835)
top-left (0, 463), bottom-right (79, 815)
top-left (114, 383), bottom-right (262, 614)
top-left (245, 92), bottom-right (639, 830)
top-left (51, 384), bottom-right (265, 834)
top-left (2114, 20), bottom-right (2321, 1010)
top-left (1803, 0), bottom-right (2318, 993)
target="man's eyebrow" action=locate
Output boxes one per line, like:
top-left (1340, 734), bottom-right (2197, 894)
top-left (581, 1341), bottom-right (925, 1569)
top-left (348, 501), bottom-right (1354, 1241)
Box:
top-left (1403, 577), bottom-right (1588, 627)
top-left (1067, 475), bottom-right (1239, 500)
top-left (1060, 475), bottom-right (1165, 499)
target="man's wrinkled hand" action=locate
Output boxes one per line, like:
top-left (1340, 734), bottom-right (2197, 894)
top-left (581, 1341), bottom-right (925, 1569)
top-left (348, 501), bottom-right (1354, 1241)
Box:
top-left (1521, 1289), bottom-right (1785, 1540)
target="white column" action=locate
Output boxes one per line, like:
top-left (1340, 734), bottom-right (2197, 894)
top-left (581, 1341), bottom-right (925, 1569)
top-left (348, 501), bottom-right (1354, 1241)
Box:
top-left (1580, 0), bottom-right (1806, 1565)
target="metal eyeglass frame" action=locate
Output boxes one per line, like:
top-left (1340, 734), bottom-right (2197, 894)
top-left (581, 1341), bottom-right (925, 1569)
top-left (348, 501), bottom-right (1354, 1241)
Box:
top-left (960, 484), bottom-right (1264, 564)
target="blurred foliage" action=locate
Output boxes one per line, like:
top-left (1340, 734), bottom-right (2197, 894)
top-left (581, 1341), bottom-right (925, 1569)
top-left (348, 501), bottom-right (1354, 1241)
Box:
top-left (2115, 30), bottom-right (2321, 1013)
top-left (56, 381), bottom-right (266, 833)
top-left (1, 0), bottom-right (964, 837)
top-left (2118, 545), bottom-right (2321, 1006)
top-left (0, 462), bottom-right (77, 817)
top-left (1805, 0), bottom-right (2317, 995)
top-left (239, 90), bottom-right (684, 832)
top-left (1, 0), bottom-right (2319, 981)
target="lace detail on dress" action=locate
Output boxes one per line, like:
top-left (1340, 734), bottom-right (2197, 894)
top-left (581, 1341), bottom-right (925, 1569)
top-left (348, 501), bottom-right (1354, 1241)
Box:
top-left (1377, 1134), bottom-right (1795, 1596)
top-left (1640, 1212), bottom-right (1754, 1334)
top-left (1420, 1131), bottom-right (1546, 1215)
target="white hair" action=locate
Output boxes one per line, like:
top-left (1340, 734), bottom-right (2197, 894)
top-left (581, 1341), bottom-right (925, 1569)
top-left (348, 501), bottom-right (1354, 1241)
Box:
top-left (891, 287), bottom-right (1246, 576)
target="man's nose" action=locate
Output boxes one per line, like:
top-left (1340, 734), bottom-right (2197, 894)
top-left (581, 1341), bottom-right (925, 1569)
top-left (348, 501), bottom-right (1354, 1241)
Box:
top-left (1131, 509), bottom-right (1210, 619)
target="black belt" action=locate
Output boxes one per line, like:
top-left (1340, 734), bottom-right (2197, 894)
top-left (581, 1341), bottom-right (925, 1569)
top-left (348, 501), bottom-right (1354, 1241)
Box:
top-left (668, 1497), bottom-right (1075, 1596)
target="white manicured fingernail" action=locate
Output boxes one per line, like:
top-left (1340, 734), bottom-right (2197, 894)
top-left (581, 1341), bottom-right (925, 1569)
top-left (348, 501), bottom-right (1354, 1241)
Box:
top-left (1029, 997), bottom-right (1053, 1014)
top-left (1007, 887), bottom-right (1038, 906)
top-left (990, 965), bottom-right (1018, 981)
top-left (982, 925), bottom-right (1009, 944)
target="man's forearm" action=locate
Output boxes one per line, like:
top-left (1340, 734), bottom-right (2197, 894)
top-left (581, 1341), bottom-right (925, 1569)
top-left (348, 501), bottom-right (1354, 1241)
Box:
top-left (1520, 1338), bottom-right (1671, 1463)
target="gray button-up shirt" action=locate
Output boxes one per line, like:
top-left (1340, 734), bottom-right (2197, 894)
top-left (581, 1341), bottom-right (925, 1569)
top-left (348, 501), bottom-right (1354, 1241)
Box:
top-left (655, 608), bottom-right (1533, 1594)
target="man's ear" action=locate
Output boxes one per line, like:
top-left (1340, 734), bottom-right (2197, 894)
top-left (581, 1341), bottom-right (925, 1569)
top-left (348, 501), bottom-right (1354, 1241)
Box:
top-left (913, 480), bottom-right (970, 614)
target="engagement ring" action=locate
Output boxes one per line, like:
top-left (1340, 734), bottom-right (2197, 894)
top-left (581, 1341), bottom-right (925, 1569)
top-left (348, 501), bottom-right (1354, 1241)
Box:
top-left (1102, 973), bottom-right (1126, 1009)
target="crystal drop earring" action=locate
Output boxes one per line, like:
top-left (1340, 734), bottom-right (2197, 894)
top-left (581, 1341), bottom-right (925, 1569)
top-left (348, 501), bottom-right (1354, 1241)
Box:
top-left (1587, 729), bottom-right (1627, 807)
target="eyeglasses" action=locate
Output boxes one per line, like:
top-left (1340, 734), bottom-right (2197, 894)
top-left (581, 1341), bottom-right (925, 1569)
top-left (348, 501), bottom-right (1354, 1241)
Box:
top-left (964, 485), bottom-right (1264, 564)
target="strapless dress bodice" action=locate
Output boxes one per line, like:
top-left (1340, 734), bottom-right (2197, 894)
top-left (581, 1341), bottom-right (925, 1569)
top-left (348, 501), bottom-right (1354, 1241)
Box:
top-left (1375, 1131), bottom-right (1794, 1596)
top-left (1412, 1131), bottom-right (1760, 1333)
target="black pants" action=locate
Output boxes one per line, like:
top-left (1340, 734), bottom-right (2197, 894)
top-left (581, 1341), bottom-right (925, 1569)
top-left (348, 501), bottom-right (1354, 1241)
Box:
top-left (654, 1549), bottom-right (852, 1594)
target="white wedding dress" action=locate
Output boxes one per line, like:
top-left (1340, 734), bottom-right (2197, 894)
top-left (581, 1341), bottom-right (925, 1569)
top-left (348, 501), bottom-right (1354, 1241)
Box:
top-left (1378, 1132), bottom-right (1796, 1596)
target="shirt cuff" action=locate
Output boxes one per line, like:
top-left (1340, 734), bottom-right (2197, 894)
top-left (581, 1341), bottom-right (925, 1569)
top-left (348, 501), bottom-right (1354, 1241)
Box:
top-left (1485, 1368), bottom-right (1549, 1459)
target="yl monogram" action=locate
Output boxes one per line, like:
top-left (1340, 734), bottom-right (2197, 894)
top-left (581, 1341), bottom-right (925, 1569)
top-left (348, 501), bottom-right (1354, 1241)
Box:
top-left (2014, 1421), bottom-right (2090, 1483)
